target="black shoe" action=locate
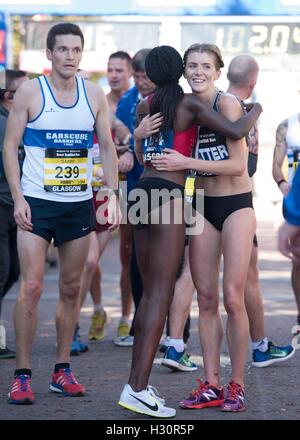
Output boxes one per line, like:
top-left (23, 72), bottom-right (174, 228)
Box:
top-left (159, 337), bottom-right (170, 353)
top-left (0, 347), bottom-right (16, 359)
top-left (46, 258), bottom-right (58, 268)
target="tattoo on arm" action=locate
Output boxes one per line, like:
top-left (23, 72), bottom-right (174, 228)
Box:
top-left (248, 123), bottom-right (259, 155)
top-left (273, 120), bottom-right (288, 180)
top-left (275, 120), bottom-right (288, 148)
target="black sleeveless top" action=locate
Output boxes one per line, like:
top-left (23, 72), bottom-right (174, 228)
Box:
top-left (193, 90), bottom-right (229, 177)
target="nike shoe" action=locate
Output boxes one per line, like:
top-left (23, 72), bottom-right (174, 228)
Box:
top-left (159, 336), bottom-right (171, 353)
top-left (180, 379), bottom-right (224, 409)
top-left (117, 320), bottom-right (130, 338)
top-left (113, 335), bottom-right (134, 347)
top-left (8, 375), bottom-right (35, 404)
top-left (159, 337), bottom-right (187, 353)
top-left (221, 381), bottom-right (245, 412)
top-left (147, 385), bottom-right (166, 405)
top-left (88, 310), bottom-right (107, 341)
top-left (118, 383), bottom-right (176, 418)
top-left (252, 341), bottom-right (295, 367)
top-left (161, 346), bottom-right (197, 372)
top-left (70, 339), bottom-right (80, 356)
top-left (291, 322), bottom-right (300, 349)
top-left (50, 368), bottom-right (85, 397)
top-left (70, 325), bottom-right (89, 356)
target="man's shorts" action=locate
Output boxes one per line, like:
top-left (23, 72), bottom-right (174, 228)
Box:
top-left (25, 196), bottom-right (96, 247)
top-left (93, 191), bottom-right (111, 233)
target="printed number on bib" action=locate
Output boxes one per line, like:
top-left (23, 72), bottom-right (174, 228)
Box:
top-left (44, 148), bottom-right (88, 192)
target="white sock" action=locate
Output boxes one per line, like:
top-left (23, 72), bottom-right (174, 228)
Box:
top-left (94, 303), bottom-right (104, 313)
top-left (162, 336), bottom-right (170, 344)
top-left (120, 316), bottom-right (130, 325)
top-left (251, 337), bottom-right (268, 352)
top-left (168, 338), bottom-right (185, 353)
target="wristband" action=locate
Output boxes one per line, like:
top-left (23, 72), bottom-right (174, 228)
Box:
top-left (277, 179), bottom-right (287, 187)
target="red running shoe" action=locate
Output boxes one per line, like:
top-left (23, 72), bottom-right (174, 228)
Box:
top-left (50, 368), bottom-right (85, 397)
top-left (8, 375), bottom-right (35, 404)
top-left (221, 381), bottom-right (245, 412)
top-left (179, 379), bottom-right (224, 409)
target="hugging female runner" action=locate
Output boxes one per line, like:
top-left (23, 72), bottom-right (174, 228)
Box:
top-left (153, 44), bottom-right (257, 413)
top-left (118, 45), bottom-right (262, 418)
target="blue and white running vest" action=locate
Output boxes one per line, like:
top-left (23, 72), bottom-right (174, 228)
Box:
top-left (22, 75), bottom-right (95, 202)
top-left (286, 114), bottom-right (300, 185)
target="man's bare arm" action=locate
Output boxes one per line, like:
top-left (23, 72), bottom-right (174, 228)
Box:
top-left (3, 81), bottom-right (33, 230)
top-left (93, 85), bottom-right (119, 192)
top-left (93, 85), bottom-right (120, 230)
top-left (182, 94), bottom-right (262, 140)
top-left (3, 84), bottom-right (29, 200)
top-left (272, 119), bottom-right (289, 194)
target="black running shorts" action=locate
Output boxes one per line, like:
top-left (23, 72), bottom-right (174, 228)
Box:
top-left (24, 196), bottom-right (96, 247)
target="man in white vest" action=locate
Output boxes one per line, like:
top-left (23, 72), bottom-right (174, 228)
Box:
top-left (273, 110), bottom-right (300, 333)
top-left (3, 22), bottom-right (120, 404)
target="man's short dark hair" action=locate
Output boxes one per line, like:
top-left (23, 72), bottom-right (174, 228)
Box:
top-left (108, 51), bottom-right (132, 67)
top-left (46, 22), bottom-right (84, 51)
top-left (132, 49), bottom-right (152, 72)
top-left (0, 69), bottom-right (27, 102)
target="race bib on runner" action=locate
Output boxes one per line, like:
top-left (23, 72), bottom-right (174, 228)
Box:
top-left (143, 131), bottom-right (174, 165)
top-left (288, 149), bottom-right (300, 171)
top-left (287, 147), bottom-right (300, 184)
top-left (92, 157), bottom-right (104, 189)
top-left (194, 127), bottom-right (229, 177)
top-left (185, 175), bottom-right (195, 204)
top-left (44, 148), bottom-right (88, 192)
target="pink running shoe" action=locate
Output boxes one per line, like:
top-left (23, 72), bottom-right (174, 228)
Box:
top-left (180, 379), bottom-right (224, 409)
top-left (8, 374), bottom-right (35, 404)
top-left (50, 368), bottom-right (85, 397)
top-left (221, 381), bottom-right (245, 412)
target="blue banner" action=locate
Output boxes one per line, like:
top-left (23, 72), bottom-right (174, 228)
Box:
top-left (0, 0), bottom-right (299, 16)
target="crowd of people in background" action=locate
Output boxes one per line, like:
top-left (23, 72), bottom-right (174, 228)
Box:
top-left (0, 22), bottom-right (299, 418)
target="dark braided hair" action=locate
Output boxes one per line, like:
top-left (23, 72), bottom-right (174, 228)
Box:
top-left (145, 46), bottom-right (184, 135)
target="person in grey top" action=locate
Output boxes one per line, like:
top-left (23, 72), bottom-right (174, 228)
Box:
top-left (0, 69), bottom-right (28, 359)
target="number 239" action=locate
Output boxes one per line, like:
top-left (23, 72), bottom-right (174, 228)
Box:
top-left (55, 165), bottom-right (80, 179)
